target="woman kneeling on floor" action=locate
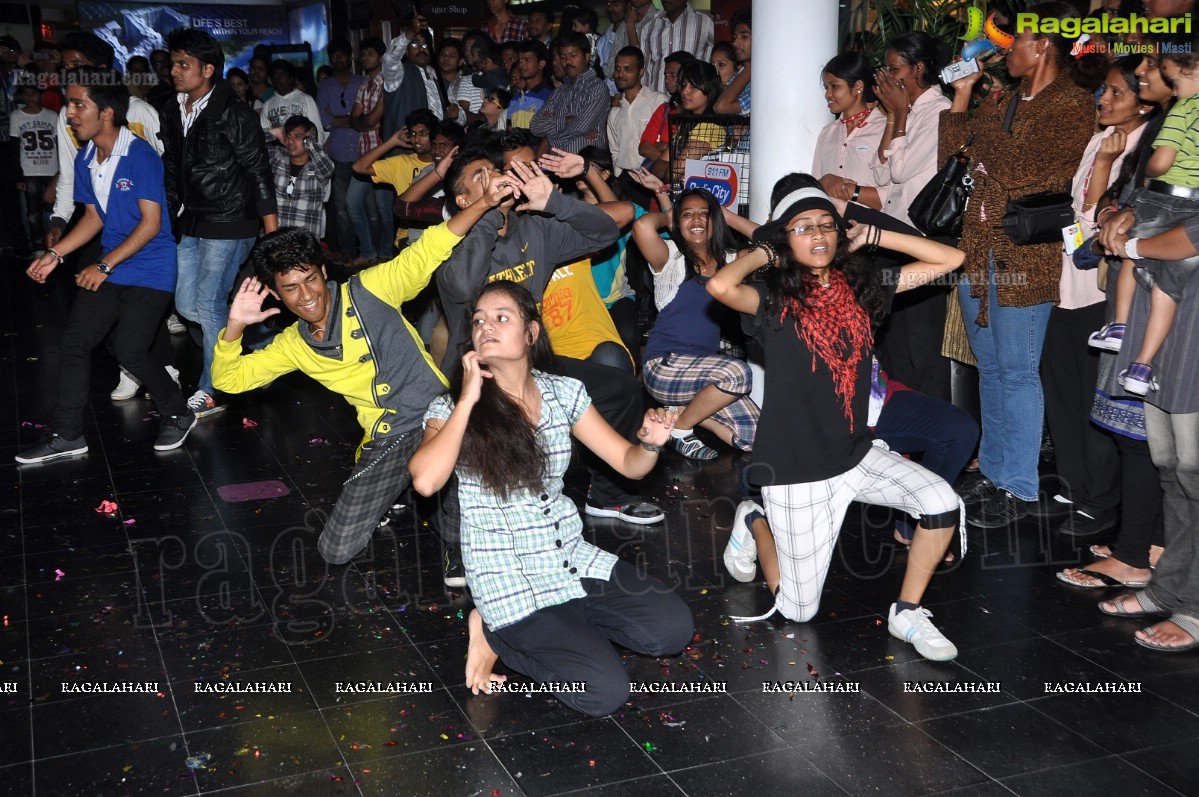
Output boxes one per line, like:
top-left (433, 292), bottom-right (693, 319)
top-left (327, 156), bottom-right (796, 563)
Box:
top-left (706, 182), bottom-right (966, 661)
top-left (409, 281), bottom-right (694, 715)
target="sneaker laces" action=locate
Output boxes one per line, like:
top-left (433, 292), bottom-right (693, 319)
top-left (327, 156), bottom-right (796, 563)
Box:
top-left (186, 391), bottom-right (210, 411)
top-left (730, 601), bottom-right (777, 623)
top-left (899, 606), bottom-right (951, 644)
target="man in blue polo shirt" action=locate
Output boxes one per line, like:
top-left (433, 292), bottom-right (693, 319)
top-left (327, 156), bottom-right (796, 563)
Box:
top-left (17, 68), bottom-right (191, 464)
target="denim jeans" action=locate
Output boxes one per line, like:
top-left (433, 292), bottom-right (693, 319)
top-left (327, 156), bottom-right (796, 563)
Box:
top-left (329, 161), bottom-right (357, 254)
top-left (1143, 405), bottom-right (1199, 617)
top-left (345, 174), bottom-right (394, 260)
top-left (958, 258), bottom-right (1052, 501)
top-left (175, 235), bottom-right (255, 395)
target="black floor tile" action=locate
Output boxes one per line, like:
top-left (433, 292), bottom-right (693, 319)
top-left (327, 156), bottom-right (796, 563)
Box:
top-left (353, 743), bottom-right (522, 797)
top-left (1121, 740), bottom-right (1199, 796)
top-left (31, 738), bottom-right (197, 796)
top-left (918, 702), bottom-right (1109, 780)
top-left (854, 659), bottom-right (1019, 722)
top-left (175, 663), bottom-right (318, 733)
top-left (668, 749), bottom-right (844, 797)
top-left (798, 722), bottom-right (989, 797)
top-left (318, 689), bottom-right (474, 763)
top-left (1027, 690), bottom-right (1199, 754)
top-left (32, 693), bottom-right (181, 757)
top-left (612, 694), bottom-right (787, 771)
top-left (998, 755), bottom-right (1184, 797)
top-left (562, 773), bottom-right (689, 796)
top-left (486, 718), bottom-right (660, 796)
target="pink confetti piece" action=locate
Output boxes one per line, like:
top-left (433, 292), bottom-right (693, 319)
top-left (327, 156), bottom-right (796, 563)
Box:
top-left (242, 417), bottom-right (258, 429)
top-left (55, 569), bottom-right (65, 581)
top-left (21, 421), bottom-right (48, 429)
top-left (95, 500), bottom-right (119, 515)
top-left (308, 437), bottom-right (324, 445)
top-left (122, 519), bottom-right (136, 526)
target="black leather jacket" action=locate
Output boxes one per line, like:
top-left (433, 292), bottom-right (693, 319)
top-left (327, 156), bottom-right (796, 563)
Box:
top-left (161, 80), bottom-right (277, 239)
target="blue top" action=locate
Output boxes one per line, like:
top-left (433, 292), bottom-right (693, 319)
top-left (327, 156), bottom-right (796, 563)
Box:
top-left (642, 274), bottom-right (722, 365)
top-left (74, 129), bottom-right (177, 293)
top-left (590, 203), bottom-right (644, 306)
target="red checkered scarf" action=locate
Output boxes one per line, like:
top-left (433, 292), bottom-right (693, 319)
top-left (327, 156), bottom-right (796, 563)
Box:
top-left (781, 271), bottom-right (872, 431)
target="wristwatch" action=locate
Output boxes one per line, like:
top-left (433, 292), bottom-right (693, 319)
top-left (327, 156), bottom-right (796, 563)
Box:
top-left (96, 262), bottom-right (113, 274)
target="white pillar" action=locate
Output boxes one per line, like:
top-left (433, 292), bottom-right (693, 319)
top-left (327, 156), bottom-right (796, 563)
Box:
top-left (750, 0), bottom-right (840, 222)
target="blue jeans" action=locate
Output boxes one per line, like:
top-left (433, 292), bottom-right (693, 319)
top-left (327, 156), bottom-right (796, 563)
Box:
top-left (176, 235), bottom-right (255, 395)
top-left (958, 259), bottom-right (1052, 501)
top-left (346, 174), bottom-right (394, 260)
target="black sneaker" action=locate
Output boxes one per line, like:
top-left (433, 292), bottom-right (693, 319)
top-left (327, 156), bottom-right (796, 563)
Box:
top-left (1030, 491), bottom-right (1073, 519)
top-left (969, 490), bottom-right (1035, 528)
top-left (443, 549), bottom-right (466, 588)
top-left (1055, 508), bottom-right (1117, 537)
top-left (15, 433), bottom-right (88, 464)
top-left (956, 475), bottom-right (997, 508)
top-left (584, 501), bottom-right (666, 525)
top-left (154, 410), bottom-right (198, 451)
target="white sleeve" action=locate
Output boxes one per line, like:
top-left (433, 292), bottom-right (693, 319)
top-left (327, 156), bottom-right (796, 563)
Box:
top-left (51, 108), bottom-right (76, 224)
top-left (382, 33), bottom-right (411, 93)
top-left (304, 94), bottom-right (326, 145)
top-left (129, 98), bottom-right (163, 156)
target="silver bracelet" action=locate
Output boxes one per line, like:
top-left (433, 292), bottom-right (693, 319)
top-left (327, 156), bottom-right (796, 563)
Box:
top-left (1125, 237), bottom-right (1143, 260)
top-left (640, 441), bottom-right (663, 453)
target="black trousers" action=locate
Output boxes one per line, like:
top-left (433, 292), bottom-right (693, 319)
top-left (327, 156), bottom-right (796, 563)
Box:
top-left (557, 355), bottom-right (644, 507)
top-left (1041, 303), bottom-right (1120, 514)
top-left (1109, 432), bottom-right (1165, 570)
top-left (483, 559), bottom-right (694, 716)
top-left (53, 282), bottom-right (184, 439)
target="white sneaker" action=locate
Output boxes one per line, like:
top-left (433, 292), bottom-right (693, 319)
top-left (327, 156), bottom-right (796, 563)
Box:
top-left (142, 365), bottom-right (181, 399)
top-left (723, 500), bottom-right (762, 582)
top-left (110, 368), bottom-right (141, 400)
top-left (888, 604), bottom-right (958, 662)
top-left (166, 314), bottom-right (186, 334)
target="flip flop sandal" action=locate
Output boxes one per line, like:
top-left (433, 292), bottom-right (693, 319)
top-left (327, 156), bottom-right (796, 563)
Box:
top-left (1057, 569), bottom-right (1150, 590)
top-left (1098, 590), bottom-right (1168, 618)
top-left (1136, 613), bottom-right (1199, 653)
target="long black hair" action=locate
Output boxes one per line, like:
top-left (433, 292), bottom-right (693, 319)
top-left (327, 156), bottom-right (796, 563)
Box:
top-left (449, 280), bottom-right (556, 499)
top-left (672, 188), bottom-right (733, 281)
top-left (761, 173), bottom-right (888, 330)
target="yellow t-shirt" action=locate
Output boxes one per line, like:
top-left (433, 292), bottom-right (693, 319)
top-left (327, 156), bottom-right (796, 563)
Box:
top-left (540, 258), bottom-right (631, 366)
top-left (371, 152), bottom-right (433, 244)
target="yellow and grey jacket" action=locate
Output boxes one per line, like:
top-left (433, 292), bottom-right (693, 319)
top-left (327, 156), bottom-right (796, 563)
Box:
top-left (213, 223), bottom-right (459, 449)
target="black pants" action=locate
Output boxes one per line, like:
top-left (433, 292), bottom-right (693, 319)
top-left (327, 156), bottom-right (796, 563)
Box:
top-left (19, 176), bottom-right (51, 250)
top-left (557, 355), bottom-right (644, 507)
top-left (607, 297), bottom-right (640, 372)
top-left (1041, 303), bottom-right (1120, 514)
top-left (483, 559), bottom-right (694, 716)
top-left (1109, 432), bottom-right (1165, 570)
top-left (53, 282), bottom-right (184, 439)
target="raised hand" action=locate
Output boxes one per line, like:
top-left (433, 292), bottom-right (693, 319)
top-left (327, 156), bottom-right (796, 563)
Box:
top-left (537, 147), bottom-right (585, 179)
top-left (507, 159), bottom-right (554, 213)
top-left (628, 167), bottom-right (664, 195)
top-left (228, 277), bottom-right (282, 328)
top-left (873, 68), bottom-right (908, 116)
top-left (846, 220), bottom-right (874, 252)
top-left (1096, 129), bottom-right (1127, 163)
top-left (637, 407), bottom-right (678, 447)
top-left (458, 351), bottom-right (493, 409)
top-left (482, 168), bottom-right (519, 208)
top-left (434, 145), bottom-right (459, 179)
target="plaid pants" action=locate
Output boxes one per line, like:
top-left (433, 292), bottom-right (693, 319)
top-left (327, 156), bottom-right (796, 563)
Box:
top-left (762, 444), bottom-right (959, 623)
top-left (643, 353), bottom-right (759, 451)
top-left (318, 428), bottom-right (459, 564)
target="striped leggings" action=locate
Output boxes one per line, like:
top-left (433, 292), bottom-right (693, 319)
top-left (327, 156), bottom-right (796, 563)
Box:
top-left (643, 353), bottom-right (759, 451)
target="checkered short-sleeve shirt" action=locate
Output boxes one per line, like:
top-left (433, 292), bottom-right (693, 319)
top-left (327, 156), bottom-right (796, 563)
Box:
top-left (424, 372), bottom-right (617, 630)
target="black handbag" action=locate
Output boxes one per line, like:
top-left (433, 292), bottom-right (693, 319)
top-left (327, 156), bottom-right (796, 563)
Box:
top-left (909, 134), bottom-right (974, 238)
top-left (998, 94), bottom-right (1073, 245)
top-left (1002, 190), bottom-right (1075, 245)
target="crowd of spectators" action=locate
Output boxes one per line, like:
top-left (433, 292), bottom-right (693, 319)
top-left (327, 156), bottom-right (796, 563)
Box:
top-left (7, 0), bottom-right (1199, 716)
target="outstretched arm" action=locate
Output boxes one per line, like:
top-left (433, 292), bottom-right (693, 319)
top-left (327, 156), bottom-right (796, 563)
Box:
top-left (571, 405), bottom-right (676, 479)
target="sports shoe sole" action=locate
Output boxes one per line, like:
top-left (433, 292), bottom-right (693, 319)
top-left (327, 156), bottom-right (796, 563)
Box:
top-left (584, 504), bottom-right (665, 524)
top-left (15, 445), bottom-right (89, 464)
top-left (192, 404), bottom-right (228, 419)
top-left (1087, 338), bottom-right (1123, 352)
